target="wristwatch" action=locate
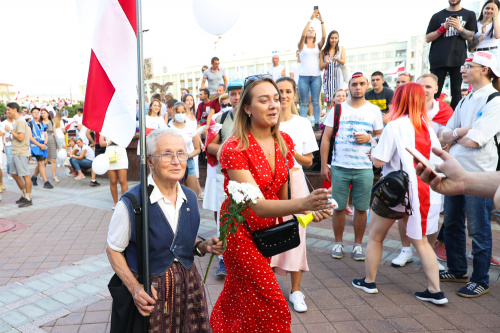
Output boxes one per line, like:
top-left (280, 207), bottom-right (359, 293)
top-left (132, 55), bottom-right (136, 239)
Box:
top-left (452, 128), bottom-right (460, 139)
top-left (193, 240), bottom-right (205, 257)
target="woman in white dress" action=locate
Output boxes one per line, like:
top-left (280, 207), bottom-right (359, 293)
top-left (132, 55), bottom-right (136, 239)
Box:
top-left (168, 102), bottom-right (202, 197)
top-left (99, 135), bottom-right (129, 209)
top-left (271, 77), bottom-right (319, 313)
top-left (469, 0), bottom-right (500, 74)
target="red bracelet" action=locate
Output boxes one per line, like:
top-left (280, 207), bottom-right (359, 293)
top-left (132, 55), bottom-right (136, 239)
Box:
top-left (437, 25), bottom-right (447, 35)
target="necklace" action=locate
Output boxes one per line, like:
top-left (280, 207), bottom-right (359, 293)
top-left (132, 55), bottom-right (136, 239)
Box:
top-left (256, 140), bottom-right (274, 155)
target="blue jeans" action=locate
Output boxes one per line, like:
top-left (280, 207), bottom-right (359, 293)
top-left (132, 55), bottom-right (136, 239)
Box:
top-left (298, 75), bottom-right (322, 124)
top-left (443, 195), bottom-right (493, 286)
top-left (5, 145), bottom-right (12, 174)
top-left (70, 158), bottom-right (92, 172)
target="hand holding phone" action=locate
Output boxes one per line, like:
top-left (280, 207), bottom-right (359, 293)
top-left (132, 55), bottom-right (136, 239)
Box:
top-left (406, 147), bottom-right (445, 178)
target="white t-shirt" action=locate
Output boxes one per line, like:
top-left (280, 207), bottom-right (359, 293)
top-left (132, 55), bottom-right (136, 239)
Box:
top-left (445, 83), bottom-right (500, 172)
top-left (107, 175), bottom-right (187, 252)
top-left (324, 101), bottom-right (383, 169)
top-left (80, 145), bottom-right (95, 161)
top-left (279, 115), bottom-right (318, 169)
top-left (476, 21), bottom-right (498, 49)
top-left (1, 119), bottom-right (14, 147)
top-left (267, 64), bottom-right (285, 82)
top-left (145, 115), bottom-right (167, 129)
top-left (299, 45), bottom-right (321, 76)
top-left (168, 120), bottom-right (197, 154)
top-left (289, 62), bottom-right (301, 85)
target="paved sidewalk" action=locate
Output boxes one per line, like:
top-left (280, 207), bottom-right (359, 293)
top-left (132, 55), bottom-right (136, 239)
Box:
top-left (0, 168), bottom-right (499, 332)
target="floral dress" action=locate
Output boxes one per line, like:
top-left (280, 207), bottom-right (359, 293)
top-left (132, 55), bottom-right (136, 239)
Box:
top-left (210, 131), bottom-right (295, 333)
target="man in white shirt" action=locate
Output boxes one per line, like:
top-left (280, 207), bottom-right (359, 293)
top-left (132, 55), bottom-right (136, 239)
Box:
top-left (439, 51), bottom-right (500, 298)
top-left (267, 55), bottom-right (286, 82)
top-left (74, 108), bottom-right (89, 145)
top-left (321, 72), bottom-right (383, 262)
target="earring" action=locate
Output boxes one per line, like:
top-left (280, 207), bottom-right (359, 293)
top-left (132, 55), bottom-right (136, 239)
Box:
top-left (247, 113), bottom-right (251, 118)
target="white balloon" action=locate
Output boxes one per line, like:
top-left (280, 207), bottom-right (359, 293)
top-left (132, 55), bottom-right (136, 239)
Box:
top-left (192, 0), bottom-right (240, 36)
top-left (57, 149), bottom-right (67, 161)
top-left (92, 154), bottom-right (110, 175)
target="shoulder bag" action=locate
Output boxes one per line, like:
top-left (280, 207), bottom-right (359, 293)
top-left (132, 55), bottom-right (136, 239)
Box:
top-left (242, 158), bottom-right (300, 258)
top-left (108, 191), bottom-right (147, 333)
top-left (371, 161), bottom-right (412, 215)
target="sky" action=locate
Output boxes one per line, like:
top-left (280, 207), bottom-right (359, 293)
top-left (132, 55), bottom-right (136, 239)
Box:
top-left (0, 0), bottom-right (482, 97)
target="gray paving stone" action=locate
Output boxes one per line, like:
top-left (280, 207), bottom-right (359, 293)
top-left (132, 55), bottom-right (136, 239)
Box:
top-left (10, 287), bottom-right (37, 299)
top-left (33, 298), bottom-right (65, 312)
top-left (0, 320), bottom-right (12, 333)
top-left (86, 278), bottom-right (108, 290)
top-left (65, 296), bottom-right (101, 312)
top-left (31, 309), bottom-right (70, 327)
top-left (16, 304), bottom-right (46, 320)
top-left (0, 292), bottom-right (21, 306)
top-left (16, 323), bottom-right (46, 333)
top-left (50, 273), bottom-right (75, 283)
top-left (77, 263), bottom-right (101, 274)
top-left (37, 277), bottom-right (59, 288)
top-left (0, 310), bottom-right (29, 327)
top-left (50, 292), bottom-right (78, 305)
top-left (23, 281), bottom-right (51, 293)
top-left (312, 240), bottom-right (332, 249)
top-left (383, 239), bottom-right (401, 248)
top-left (74, 283), bottom-right (103, 295)
top-left (306, 238), bottom-right (319, 246)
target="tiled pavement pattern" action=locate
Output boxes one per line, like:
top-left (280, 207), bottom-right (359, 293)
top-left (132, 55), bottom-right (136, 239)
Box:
top-left (0, 168), bottom-right (499, 332)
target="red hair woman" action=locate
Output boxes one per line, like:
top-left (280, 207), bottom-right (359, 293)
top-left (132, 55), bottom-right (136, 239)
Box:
top-left (352, 83), bottom-right (448, 305)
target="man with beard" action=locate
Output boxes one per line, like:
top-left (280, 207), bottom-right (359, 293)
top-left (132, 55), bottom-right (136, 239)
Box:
top-left (321, 72), bottom-right (383, 262)
top-left (426, 0), bottom-right (477, 109)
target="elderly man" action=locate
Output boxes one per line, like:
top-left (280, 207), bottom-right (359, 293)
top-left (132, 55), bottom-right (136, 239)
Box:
top-left (267, 54), bottom-right (286, 81)
top-left (107, 127), bottom-right (223, 331)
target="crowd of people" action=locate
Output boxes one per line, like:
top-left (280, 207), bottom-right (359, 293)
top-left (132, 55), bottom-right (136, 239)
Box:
top-left (2, 1), bottom-right (500, 332)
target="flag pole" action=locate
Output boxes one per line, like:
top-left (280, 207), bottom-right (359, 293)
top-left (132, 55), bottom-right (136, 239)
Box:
top-left (135, 0), bottom-right (151, 304)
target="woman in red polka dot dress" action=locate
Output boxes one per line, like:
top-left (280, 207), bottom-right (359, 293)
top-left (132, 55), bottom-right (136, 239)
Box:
top-left (210, 77), bottom-right (335, 333)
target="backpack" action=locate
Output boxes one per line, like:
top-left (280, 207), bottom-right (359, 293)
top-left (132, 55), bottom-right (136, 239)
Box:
top-left (320, 103), bottom-right (342, 165)
top-left (372, 161), bottom-right (412, 214)
top-left (219, 110), bottom-right (234, 143)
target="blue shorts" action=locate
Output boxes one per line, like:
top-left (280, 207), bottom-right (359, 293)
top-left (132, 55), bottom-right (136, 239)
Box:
top-left (186, 158), bottom-right (195, 176)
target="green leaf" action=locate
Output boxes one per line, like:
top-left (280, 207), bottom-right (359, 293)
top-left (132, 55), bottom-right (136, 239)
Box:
top-left (235, 215), bottom-right (244, 223)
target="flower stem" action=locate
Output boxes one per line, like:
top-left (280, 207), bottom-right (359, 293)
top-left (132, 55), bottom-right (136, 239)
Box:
top-left (203, 253), bottom-right (216, 284)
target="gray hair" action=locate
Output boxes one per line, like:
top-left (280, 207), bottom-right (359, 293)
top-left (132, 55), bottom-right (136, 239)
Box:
top-left (146, 127), bottom-right (186, 155)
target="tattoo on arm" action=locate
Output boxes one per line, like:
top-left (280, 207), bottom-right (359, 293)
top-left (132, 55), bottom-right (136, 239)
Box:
top-left (459, 28), bottom-right (474, 42)
top-left (468, 35), bottom-right (483, 52)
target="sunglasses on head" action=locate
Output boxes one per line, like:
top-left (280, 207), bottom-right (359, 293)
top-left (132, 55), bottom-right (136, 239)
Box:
top-left (243, 74), bottom-right (273, 91)
top-left (221, 102), bottom-right (231, 108)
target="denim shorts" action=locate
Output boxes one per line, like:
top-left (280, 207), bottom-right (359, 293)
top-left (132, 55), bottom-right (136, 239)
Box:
top-left (186, 158), bottom-right (195, 176)
top-left (331, 165), bottom-right (374, 211)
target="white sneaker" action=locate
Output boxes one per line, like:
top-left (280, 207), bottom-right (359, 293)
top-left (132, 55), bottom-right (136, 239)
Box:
top-left (289, 290), bottom-right (307, 313)
top-left (438, 261), bottom-right (445, 271)
top-left (331, 243), bottom-right (344, 259)
top-left (391, 250), bottom-right (413, 267)
top-left (8, 176), bottom-right (13, 181)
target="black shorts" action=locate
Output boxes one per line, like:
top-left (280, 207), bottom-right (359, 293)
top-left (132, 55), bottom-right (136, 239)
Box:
top-left (371, 196), bottom-right (406, 220)
top-left (32, 154), bottom-right (45, 162)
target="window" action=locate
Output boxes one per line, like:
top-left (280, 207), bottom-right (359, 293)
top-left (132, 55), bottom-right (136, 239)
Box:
top-left (347, 55), bottom-right (356, 62)
top-left (358, 54), bottom-right (366, 61)
top-left (247, 66), bottom-right (255, 76)
top-left (383, 51), bottom-right (392, 58)
top-left (359, 64), bottom-right (368, 71)
top-left (411, 51), bottom-right (415, 58)
top-left (349, 66), bottom-right (356, 73)
top-left (257, 64), bottom-right (265, 74)
top-left (410, 64), bottom-right (415, 70)
top-left (370, 52), bottom-right (379, 60)
top-left (396, 49), bottom-right (407, 57)
top-left (229, 68), bottom-right (236, 79)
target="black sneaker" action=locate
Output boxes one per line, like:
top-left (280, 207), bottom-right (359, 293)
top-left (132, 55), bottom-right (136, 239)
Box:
top-left (43, 181), bottom-right (53, 189)
top-left (18, 199), bottom-right (33, 208)
top-left (352, 278), bottom-right (378, 294)
top-left (457, 282), bottom-right (489, 298)
top-left (313, 124), bottom-right (321, 131)
top-left (31, 176), bottom-right (38, 186)
top-left (89, 180), bottom-right (101, 187)
top-left (415, 289), bottom-right (448, 305)
top-left (439, 270), bottom-right (469, 283)
top-left (16, 196), bottom-right (26, 204)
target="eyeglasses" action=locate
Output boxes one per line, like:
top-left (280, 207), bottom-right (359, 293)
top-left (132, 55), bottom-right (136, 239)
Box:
top-left (221, 102), bottom-right (231, 108)
top-left (461, 64), bottom-right (483, 71)
top-left (244, 74), bottom-right (272, 91)
top-left (149, 152), bottom-right (188, 163)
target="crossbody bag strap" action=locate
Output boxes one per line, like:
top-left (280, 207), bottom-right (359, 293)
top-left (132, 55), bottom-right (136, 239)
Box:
top-left (122, 192), bottom-right (143, 284)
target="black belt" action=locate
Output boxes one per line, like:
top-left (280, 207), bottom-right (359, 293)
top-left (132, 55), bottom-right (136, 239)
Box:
top-left (477, 46), bottom-right (498, 51)
top-left (108, 142), bottom-right (118, 146)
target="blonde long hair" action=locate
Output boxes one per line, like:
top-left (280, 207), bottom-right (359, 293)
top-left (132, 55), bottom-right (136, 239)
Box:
top-left (219, 77), bottom-right (288, 158)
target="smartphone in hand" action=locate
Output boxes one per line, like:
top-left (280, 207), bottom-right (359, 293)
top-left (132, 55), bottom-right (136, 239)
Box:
top-left (314, 6), bottom-right (318, 10)
top-left (406, 147), bottom-right (445, 178)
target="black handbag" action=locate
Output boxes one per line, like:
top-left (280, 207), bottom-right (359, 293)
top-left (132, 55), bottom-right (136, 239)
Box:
top-left (108, 192), bottom-right (147, 333)
top-left (372, 161), bottom-right (412, 214)
top-left (242, 158), bottom-right (300, 258)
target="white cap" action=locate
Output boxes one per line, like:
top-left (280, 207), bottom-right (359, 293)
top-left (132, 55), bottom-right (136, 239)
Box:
top-left (467, 51), bottom-right (500, 78)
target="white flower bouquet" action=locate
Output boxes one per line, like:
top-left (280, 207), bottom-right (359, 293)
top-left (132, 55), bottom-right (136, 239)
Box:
top-left (203, 181), bottom-right (263, 283)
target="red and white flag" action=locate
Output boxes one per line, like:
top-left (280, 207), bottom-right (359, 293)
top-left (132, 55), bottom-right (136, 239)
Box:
top-left (387, 61), bottom-right (406, 77)
top-left (77, 0), bottom-right (137, 147)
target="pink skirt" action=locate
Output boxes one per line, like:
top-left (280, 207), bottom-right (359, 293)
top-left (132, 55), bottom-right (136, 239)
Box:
top-left (271, 168), bottom-right (309, 275)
